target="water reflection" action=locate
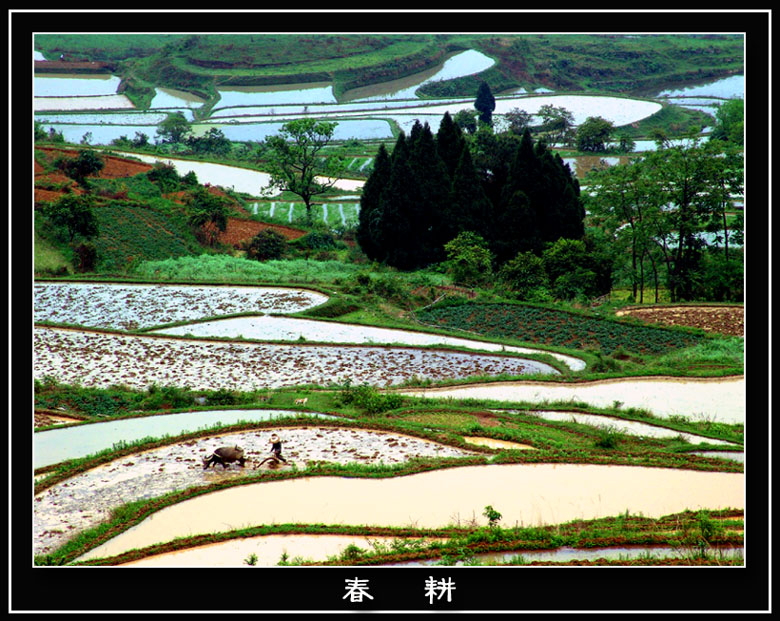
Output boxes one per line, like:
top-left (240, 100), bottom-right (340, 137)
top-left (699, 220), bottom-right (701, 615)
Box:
top-left (216, 83), bottom-right (337, 107)
top-left (150, 88), bottom-right (207, 109)
top-left (656, 75), bottom-right (744, 99)
top-left (34, 74), bottom-right (122, 97)
top-left (74, 463), bottom-right (744, 561)
top-left (34, 409), bottom-right (335, 469)
top-left (386, 544), bottom-right (744, 566)
top-left (345, 50), bottom-right (495, 102)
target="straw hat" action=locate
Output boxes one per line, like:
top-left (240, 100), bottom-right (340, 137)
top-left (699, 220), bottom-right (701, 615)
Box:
top-left (270, 434), bottom-right (280, 442)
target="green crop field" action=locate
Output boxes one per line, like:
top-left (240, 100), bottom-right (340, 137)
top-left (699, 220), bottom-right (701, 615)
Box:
top-left (416, 301), bottom-right (704, 355)
top-left (91, 203), bottom-right (203, 273)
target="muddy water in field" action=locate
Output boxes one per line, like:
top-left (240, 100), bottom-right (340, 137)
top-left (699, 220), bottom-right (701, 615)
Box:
top-left (118, 534), bottom-right (441, 567)
top-left (387, 545), bottom-right (744, 566)
top-left (461, 437), bottom-right (537, 450)
top-left (399, 376), bottom-right (745, 424)
top-left (76, 463), bottom-right (743, 562)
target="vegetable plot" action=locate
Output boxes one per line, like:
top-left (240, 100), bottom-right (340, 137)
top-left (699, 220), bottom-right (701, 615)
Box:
top-left (417, 303), bottom-right (703, 355)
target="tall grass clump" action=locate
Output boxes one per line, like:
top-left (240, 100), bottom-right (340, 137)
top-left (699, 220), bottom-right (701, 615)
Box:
top-left (337, 380), bottom-right (404, 415)
top-left (653, 336), bottom-right (744, 368)
top-left (133, 255), bottom-right (365, 284)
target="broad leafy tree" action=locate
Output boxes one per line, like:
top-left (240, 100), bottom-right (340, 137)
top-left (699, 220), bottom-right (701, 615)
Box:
top-left (156, 112), bottom-right (193, 144)
top-left (711, 99), bottom-right (744, 145)
top-left (453, 109), bottom-right (478, 134)
top-left (505, 108), bottom-right (533, 136)
top-left (258, 118), bottom-right (347, 225)
top-left (244, 229), bottom-right (287, 261)
top-left (187, 127), bottom-right (232, 156)
top-left (185, 186), bottom-right (230, 247)
top-left (57, 149), bottom-right (104, 189)
top-left (443, 231), bottom-right (494, 287)
top-left (41, 193), bottom-right (99, 242)
top-left (538, 104), bottom-right (574, 146)
top-left (576, 116), bottom-right (615, 152)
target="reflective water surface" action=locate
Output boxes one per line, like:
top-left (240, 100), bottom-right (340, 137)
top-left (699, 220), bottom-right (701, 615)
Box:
top-left (76, 463), bottom-right (743, 562)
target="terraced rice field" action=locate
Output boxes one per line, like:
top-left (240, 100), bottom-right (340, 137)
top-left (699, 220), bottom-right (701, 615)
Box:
top-left (254, 200), bottom-right (361, 227)
top-left (34, 426), bottom-right (478, 557)
top-left (34, 327), bottom-right (559, 391)
top-left (399, 376), bottom-right (745, 424)
top-left (34, 282), bottom-right (328, 330)
top-left (74, 463), bottom-right (743, 563)
top-left (151, 315), bottom-right (585, 371)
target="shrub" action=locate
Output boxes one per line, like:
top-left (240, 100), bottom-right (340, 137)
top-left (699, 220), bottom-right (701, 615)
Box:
top-left (301, 231), bottom-right (336, 250)
top-left (244, 230), bottom-right (287, 261)
top-left (444, 231), bottom-right (494, 287)
top-left (498, 251), bottom-right (549, 298)
top-left (337, 381), bottom-right (402, 415)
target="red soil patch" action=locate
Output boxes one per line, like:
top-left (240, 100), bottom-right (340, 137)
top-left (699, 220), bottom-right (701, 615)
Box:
top-left (616, 305), bottom-right (744, 337)
top-left (212, 217), bottom-right (308, 247)
top-left (36, 147), bottom-right (153, 180)
top-left (35, 60), bottom-right (114, 72)
top-left (35, 147), bottom-right (155, 205)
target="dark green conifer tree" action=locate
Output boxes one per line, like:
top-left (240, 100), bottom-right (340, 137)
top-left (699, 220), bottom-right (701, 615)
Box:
top-left (408, 121), bottom-right (452, 265)
top-left (449, 143), bottom-right (492, 242)
top-left (436, 111), bottom-right (466, 181)
top-left (474, 81), bottom-right (496, 125)
top-left (356, 143), bottom-right (391, 261)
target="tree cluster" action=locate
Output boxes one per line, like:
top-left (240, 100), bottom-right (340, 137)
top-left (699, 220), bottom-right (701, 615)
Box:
top-left (585, 137), bottom-right (744, 302)
top-left (358, 114), bottom-right (587, 274)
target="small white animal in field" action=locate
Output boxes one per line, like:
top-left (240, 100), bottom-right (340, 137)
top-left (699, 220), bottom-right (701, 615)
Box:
top-left (295, 398), bottom-right (308, 405)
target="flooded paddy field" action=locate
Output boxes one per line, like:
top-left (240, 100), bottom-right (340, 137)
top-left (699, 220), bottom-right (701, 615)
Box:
top-left (34, 409), bottom-right (339, 469)
top-left (34, 282), bottom-right (328, 330)
top-left (399, 376), bottom-right (745, 424)
top-left (34, 326), bottom-right (559, 392)
top-left (74, 463), bottom-right (743, 562)
top-left (152, 315), bottom-right (585, 371)
top-left (515, 410), bottom-right (740, 447)
top-left (386, 544), bottom-right (743, 566)
top-left (34, 426), bottom-right (478, 557)
top-left (118, 534), bottom-right (441, 567)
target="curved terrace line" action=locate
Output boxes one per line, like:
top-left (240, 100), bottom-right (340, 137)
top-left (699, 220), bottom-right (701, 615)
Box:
top-left (150, 315), bottom-right (586, 371)
top-left (397, 376), bottom-right (745, 424)
top-left (74, 463), bottom-right (744, 563)
top-left (33, 326), bottom-right (561, 393)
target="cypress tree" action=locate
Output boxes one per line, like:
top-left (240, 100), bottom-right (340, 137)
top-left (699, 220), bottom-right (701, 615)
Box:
top-left (378, 145), bottom-right (419, 270)
top-left (436, 111), bottom-right (466, 181)
top-left (408, 121), bottom-right (452, 265)
top-left (450, 143), bottom-right (492, 242)
top-left (356, 143), bottom-right (391, 261)
top-left (492, 189), bottom-right (540, 262)
top-left (474, 81), bottom-right (496, 125)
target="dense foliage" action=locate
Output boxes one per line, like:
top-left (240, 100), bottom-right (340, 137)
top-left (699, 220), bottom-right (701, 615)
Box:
top-left (357, 118), bottom-right (585, 273)
top-left (585, 137), bottom-right (744, 303)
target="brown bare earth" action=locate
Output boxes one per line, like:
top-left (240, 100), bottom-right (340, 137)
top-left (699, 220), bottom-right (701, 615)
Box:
top-left (216, 218), bottom-right (308, 247)
top-left (35, 147), bottom-right (154, 205)
top-left (615, 306), bottom-right (744, 337)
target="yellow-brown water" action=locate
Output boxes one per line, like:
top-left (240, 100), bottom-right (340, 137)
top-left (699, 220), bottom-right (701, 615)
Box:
top-left (78, 463), bottom-right (743, 562)
top-left (119, 534), bottom-right (442, 567)
top-left (462, 437), bottom-right (537, 450)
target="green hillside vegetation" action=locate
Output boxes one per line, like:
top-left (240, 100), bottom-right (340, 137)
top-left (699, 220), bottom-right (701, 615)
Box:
top-left (35, 33), bottom-right (743, 107)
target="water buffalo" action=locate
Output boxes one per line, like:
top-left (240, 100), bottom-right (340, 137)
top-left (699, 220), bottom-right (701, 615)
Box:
top-left (203, 445), bottom-right (246, 470)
